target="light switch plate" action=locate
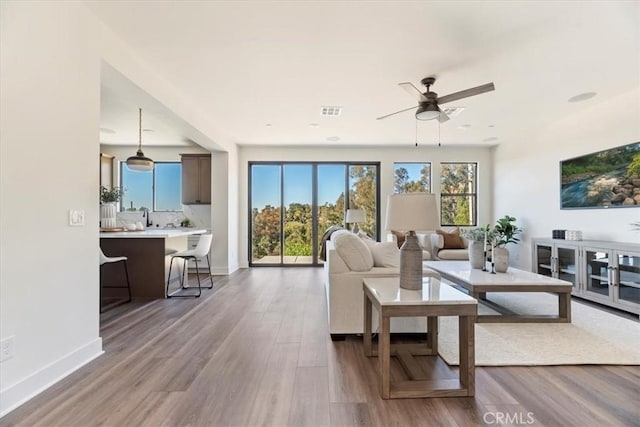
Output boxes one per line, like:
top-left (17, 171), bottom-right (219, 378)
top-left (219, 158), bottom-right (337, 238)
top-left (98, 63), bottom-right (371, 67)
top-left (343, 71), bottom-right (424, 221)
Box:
top-left (69, 209), bottom-right (85, 226)
top-left (0, 336), bottom-right (14, 362)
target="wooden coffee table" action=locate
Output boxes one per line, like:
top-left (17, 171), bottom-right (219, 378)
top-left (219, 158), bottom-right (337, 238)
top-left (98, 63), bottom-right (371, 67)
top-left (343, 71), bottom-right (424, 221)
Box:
top-left (363, 277), bottom-right (477, 399)
top-left (424, 261), bottom-right (572, 323)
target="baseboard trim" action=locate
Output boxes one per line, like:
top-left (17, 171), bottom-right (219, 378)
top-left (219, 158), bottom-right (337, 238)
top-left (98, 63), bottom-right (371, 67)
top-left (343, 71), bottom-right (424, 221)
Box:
top-left (0, 338), bottom-right (103, 418)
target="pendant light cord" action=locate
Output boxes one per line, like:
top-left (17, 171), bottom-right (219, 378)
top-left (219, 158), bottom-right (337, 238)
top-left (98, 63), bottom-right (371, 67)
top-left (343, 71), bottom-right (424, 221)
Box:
top-left (415, 120), bottom-right (418, 147)
top-left (138, 108), bottom-right (143, 151)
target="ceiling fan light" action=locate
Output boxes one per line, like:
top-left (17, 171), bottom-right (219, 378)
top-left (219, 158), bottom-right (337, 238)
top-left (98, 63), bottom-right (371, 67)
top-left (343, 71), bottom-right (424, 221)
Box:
top-left (415, 103), bottom-right (441, 121)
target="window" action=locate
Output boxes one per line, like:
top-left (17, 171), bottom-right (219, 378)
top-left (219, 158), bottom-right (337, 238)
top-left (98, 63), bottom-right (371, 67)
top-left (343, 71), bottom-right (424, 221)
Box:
top-left (120, 162), bottom-right (182, 212)
top-left (440, 162), bottom-right (477, 226)
top-left (249, 162), bottom-right (380, 266)
top-left (393, 162), bottom-right (431, 193)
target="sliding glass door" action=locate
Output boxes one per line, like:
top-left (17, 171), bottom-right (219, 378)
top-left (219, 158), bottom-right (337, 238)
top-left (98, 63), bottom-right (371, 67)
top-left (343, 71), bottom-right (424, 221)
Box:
top-left (250, 162), bottom-right (379, 266)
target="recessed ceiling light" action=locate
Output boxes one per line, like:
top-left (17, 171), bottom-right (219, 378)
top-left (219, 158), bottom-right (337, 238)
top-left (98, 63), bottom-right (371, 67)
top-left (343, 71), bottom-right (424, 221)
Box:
top-left (143, 128), bottom-right (154, 133)
top-left (568, 92), bottom-right (597, 103)
top-left (483, 137), bottom-right (499, 142)
top-left (100, 127), bottom-right (116, 134)
top-left (457, 124), bottom-right (471, 129)
top-left (488, 125), bottom-right (495, 128)
top-left (265, 123), bottom-right (273, 127)
top-left (309, 123), bottom-right (320, 128)
top-left (327, 136), bottom-right (340, 142)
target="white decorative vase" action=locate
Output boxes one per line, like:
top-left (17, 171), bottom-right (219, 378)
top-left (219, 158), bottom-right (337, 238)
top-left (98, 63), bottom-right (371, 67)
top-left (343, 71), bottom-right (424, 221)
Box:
top-left (468, 241), bottom-right (485, 269)
top-left (100, 202), bottom-right (117, 229)
top-left (493, 247), bottom-right (509, 273)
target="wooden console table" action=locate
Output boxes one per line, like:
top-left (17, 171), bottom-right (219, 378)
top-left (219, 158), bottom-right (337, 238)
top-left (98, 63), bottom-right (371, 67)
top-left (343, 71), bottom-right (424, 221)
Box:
top-left (363, 277), bottom-right (477, 399)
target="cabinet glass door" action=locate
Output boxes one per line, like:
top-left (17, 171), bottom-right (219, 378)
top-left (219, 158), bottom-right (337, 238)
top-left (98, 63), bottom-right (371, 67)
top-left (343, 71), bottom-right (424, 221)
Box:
top-left (615, 251), bottom-right (640, 307)
top-left (557, 246), bottom-right (578, 291)
top-left (584, 249), bottom-right (611, 299)
top-left (535, 244), bottom-right (553, 277)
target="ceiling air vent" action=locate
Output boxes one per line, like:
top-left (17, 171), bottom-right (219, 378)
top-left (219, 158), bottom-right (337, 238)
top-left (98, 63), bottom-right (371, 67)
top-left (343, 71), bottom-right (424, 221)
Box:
top-left (321, 106), bottom-right (342, 116)
top-left (441, 107), bottom-right (465, 117)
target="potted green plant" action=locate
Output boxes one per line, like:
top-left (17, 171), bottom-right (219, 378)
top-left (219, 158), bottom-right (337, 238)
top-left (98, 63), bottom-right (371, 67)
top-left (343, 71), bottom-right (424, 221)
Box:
top-left (462, 225), bottom-right (495, 269)
top-left (100, 185), bottom-right (125, 203)
top-left (492, 215), bottom-right (522, 272)
top-left (99, 186), bottom-right (124, 229)
top-left (180, 217), bottom-right (192, 228)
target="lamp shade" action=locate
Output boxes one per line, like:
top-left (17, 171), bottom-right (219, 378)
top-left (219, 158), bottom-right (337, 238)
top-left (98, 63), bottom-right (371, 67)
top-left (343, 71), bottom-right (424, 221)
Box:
top-left (126, 150), bottom-right (154, 172)
top-left (125, 108), bottom-right (154, 172)
top-left (346, 209), bottom-right (366, 224)
top-left (385, 193), bottom-right (439, 231)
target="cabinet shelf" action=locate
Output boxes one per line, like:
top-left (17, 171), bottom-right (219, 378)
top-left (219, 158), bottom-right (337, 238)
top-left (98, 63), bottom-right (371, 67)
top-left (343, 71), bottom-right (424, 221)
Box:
top-left (539, 264), bottom-right (552, 270)
top-left (559, 268), bottom-right (576, 275)
top-left (619, 280), bottom-right (640, 289)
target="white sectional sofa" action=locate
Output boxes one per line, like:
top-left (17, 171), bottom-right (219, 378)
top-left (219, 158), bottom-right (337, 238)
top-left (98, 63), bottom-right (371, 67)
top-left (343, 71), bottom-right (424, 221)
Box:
top-left (323, 234), bottom-right (440, 339)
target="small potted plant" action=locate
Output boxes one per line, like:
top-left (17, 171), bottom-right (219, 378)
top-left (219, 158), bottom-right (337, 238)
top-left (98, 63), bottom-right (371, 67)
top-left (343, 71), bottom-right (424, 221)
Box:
top-left (462, 225), bottom-right (495, 269)
top-left (180, 217), bottom-right (192, 228)
top-left (100, 186), bottom-right (124, 229)
top-left (492, 215), bottom-right (522, 272)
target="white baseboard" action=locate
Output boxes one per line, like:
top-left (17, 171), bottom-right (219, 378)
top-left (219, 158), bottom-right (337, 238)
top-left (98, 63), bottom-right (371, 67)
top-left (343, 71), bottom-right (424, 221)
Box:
top-left (0, 338), bottom-right (103, 418)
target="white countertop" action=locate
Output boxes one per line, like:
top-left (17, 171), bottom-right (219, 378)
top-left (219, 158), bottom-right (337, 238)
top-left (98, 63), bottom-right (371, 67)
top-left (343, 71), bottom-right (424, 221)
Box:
top-left (363, 277), bottom-right (477, 306)
top-left (100, 228), bottom-right (207, 239)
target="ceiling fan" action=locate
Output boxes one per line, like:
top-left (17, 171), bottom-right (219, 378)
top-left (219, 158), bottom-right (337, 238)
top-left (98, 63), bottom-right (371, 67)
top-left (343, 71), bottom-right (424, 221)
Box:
top-left (376, 77), bottom-right (495, 122)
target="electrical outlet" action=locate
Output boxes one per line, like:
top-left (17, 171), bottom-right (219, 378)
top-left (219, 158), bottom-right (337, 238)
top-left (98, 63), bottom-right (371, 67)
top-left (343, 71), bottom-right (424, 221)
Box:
top-left (69, 209), bottom-right (85, 226)
top-left (0, 336), bottom-right (15, 362)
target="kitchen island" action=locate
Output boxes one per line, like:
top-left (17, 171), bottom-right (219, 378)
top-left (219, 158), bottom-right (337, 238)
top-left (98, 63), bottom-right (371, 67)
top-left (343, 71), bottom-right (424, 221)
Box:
top-left (100, 228), bottom-right (207, 299)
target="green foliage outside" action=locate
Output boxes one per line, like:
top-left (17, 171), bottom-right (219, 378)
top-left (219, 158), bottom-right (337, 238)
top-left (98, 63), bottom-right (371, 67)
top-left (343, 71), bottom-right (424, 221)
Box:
top-left (440, 163), bottom-right (476, 226)
top-left (251, 165), bottom-right (379, 261)
top-left (394, 164), bottom-right (431, 193)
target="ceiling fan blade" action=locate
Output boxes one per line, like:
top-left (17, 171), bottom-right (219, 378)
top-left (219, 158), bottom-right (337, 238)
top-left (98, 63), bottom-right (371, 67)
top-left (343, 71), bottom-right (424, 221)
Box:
top-left (437, 82), bottom-right (495, 105)
top-left (376, 105), bottom-right (417, 120)
top-left (399, 82), bottom-right (428, 102)
top-left (437, 112), bottom-right (450, 123)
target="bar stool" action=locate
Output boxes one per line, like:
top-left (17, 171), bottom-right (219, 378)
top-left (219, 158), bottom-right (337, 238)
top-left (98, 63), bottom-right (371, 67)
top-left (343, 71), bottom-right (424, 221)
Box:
top-left (99, 248), bottom-right (132, 312)
top-left (166, 234), bottom-right (213, 298)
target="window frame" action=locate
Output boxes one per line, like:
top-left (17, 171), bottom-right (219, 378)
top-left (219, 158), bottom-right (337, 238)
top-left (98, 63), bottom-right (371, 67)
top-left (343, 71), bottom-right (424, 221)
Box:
top-left (119, 161), bottom-right (183, 212)
top-left (439, 162), bottom-right (478, 227)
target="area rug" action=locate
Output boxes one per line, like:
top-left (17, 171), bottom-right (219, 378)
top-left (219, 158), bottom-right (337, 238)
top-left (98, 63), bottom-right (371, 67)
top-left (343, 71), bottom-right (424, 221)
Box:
top-left (437, 292), bottom-right (640, 366)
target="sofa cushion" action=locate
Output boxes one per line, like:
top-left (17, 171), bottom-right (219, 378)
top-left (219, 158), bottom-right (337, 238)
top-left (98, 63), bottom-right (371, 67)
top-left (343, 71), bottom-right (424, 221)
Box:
top-left (363, 240), bottom-right (400, 268)
top-left (332, 231), bottom-right (374, 271)
top-left (436, 228), bottom-right (465, 249)
top-left (437, 249), bottom-right (470, 260)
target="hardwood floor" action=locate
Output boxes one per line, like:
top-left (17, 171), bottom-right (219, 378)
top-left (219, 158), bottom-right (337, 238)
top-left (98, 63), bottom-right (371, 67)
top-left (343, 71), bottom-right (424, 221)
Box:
top-left (1, 268), bottom-right (638, 426)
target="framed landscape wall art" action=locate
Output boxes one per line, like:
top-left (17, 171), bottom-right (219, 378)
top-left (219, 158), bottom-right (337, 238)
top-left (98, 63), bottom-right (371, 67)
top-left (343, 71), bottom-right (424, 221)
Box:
top-left (560, 142), bottom-right (640, 209)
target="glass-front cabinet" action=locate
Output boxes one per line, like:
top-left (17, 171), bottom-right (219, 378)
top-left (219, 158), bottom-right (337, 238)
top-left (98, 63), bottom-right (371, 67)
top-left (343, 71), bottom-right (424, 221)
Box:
top-left (533, 241), bottom-right (580, 294)
top-left (533, 239), bottom-right (640, 315)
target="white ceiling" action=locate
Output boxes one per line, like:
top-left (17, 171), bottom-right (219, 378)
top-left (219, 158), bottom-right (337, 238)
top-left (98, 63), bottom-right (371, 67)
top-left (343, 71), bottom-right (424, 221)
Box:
top-left (90, 0), bottom-right (639, 148)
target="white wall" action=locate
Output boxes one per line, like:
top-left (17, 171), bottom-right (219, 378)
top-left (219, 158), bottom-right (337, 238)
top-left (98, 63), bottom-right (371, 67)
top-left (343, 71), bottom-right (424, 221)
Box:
top-left (493, 89), bottom-right (640, 270)
top-left (0, 2), bottom-right (239, 416)
top-left (0, 1), bottom-right (102, 415)
top-left (238, 145), bottom-right (493, 267)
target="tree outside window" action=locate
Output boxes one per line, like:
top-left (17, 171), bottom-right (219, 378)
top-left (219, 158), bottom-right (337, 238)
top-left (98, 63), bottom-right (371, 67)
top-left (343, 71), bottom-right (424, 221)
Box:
top-left (440, 162), bottom-right (477, 226)
top-left (394, 162), bottom-right (431, 193)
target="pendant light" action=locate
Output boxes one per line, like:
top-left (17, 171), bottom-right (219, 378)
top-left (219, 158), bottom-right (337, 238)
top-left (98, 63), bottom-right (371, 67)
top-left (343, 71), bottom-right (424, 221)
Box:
top-left (126, 108), bottom-right (154, 172)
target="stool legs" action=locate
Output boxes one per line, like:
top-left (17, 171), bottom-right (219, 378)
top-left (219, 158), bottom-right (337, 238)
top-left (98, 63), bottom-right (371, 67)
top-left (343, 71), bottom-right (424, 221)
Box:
top-left (166, 255), bottom-right (213, 298)
top-left (100, 260), bottom-right (132, 313)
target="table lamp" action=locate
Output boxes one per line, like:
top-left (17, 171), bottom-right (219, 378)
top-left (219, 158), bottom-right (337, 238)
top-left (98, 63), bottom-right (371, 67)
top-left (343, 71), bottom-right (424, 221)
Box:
top-left (346, 209), bottom-right (366, 233)
top-left (385, 193), bottom-right (439, 290)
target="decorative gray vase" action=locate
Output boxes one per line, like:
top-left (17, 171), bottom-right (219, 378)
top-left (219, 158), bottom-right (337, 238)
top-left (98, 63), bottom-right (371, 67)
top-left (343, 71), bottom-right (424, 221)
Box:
top-left (493, 247), bottom-right (509, 273)
top-left (468, 241), bottom-right (485, 269)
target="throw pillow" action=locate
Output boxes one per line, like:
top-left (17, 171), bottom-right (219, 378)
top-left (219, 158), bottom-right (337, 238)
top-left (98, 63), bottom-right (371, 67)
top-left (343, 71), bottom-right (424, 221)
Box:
top-left (332, 231), bottom-right (374, 271)
top-left (436, 228), bottom-right (465, 249)
top-left (390, 230), bottom-right (406, 249)
top-left (363, 239), bottom-right (400, 268)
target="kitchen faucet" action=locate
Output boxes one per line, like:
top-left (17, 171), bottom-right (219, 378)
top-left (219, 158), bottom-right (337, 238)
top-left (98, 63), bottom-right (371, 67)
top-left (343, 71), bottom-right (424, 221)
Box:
top-left (143, 209), bottom-right (153, 227)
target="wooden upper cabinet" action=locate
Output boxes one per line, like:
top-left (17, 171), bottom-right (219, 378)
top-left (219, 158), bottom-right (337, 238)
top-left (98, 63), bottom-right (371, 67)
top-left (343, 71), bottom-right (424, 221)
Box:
top-left (181, 154), bottom-right (211, 204)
